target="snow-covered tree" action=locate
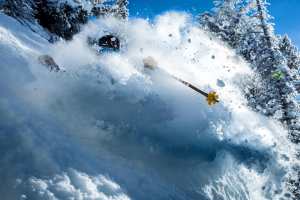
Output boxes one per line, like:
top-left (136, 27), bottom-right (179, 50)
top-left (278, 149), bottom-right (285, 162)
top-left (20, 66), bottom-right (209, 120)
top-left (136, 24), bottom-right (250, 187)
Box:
top-left (1, 0), bottom-right (35, 22)
top-left (200, 2), bottom-right (300, 198)
top-left (35, 0), bottom-right (88, 40)
top-left (92, 0), bottom-right (129, 19)
top-left (279, 35), bottom-right (300, 70)
top-left (200, 0), bottom-right (242, 47)
top-left (0, 0), bottom-right (90, 40)
top-left (115, 0), bottom-right (129, 19)
top-left (1, 0), bottom-right (129, 40)
top-left (200, 0), bottom-right (299, 136)
top-left (255, 0), bottom-right (274, 48)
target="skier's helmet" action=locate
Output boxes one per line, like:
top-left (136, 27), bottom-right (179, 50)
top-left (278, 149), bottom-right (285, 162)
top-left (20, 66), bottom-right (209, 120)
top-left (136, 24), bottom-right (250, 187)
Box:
top-left (98, 35), bottom-right (120, 50)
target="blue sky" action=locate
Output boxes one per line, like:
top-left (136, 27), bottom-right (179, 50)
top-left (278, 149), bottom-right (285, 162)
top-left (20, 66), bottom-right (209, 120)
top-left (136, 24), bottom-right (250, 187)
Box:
top-left (129, 0), bottom-right (300, 47)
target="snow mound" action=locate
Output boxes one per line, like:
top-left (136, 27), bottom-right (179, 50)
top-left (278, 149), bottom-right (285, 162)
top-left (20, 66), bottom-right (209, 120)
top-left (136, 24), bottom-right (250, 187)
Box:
top-left (18, 169), bottom-right (130, 200)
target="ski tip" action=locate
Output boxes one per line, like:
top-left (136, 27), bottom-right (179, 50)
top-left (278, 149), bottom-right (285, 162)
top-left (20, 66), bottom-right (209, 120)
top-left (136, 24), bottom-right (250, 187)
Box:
top-left (206, 91), bottom-right (219, 106)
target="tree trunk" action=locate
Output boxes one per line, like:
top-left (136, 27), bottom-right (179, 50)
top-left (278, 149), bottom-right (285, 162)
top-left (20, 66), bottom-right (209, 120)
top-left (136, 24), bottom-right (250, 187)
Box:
top-left (256, 0), bottom-right (272, 48)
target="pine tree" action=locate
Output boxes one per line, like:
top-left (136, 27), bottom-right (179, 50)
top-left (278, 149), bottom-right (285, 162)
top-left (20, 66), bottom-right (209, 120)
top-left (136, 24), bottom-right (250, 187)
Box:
top-left (253, 1), bottom-right (299, 143)
top-left (92, 0), bottom-right (129, 19)
top-left (200, 0), bottom-right (299, 138)
top-left (200, 0), bottom-right (242, 46)
top-left (279, 35), bottom-right (300, 70)
top-left (1, 0), bottom-right (35, 22)
top-left (115, 0), bottom-right (129, 19)
top-left (255, 0), bottom-right (273, 48)
top-left (1, 0), bottom-right (129, 40)
top-left (200, 1), bottom-right (300, 198)
top-left (35, 0), bottom-right (88, 40)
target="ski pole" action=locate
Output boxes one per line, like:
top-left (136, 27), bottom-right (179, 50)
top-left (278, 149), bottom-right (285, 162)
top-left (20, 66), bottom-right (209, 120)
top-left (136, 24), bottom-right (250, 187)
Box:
top-left (143, 56), bottom-right (219, 106)
top-left (171, 75), bottom-right (219, 105)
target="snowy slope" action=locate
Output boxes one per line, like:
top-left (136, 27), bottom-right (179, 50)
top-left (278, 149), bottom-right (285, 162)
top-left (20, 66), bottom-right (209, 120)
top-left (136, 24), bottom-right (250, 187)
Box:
top-left (0, 12), bottom-right (298, 200)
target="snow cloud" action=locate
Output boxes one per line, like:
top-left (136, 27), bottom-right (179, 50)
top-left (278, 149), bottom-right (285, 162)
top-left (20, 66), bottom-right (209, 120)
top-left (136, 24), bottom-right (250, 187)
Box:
top-left (0, 12), bottom-right (297, 200)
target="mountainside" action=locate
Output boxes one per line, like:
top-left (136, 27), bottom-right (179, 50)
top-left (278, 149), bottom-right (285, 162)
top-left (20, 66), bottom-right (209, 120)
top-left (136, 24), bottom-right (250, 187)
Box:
top-left (0, 1), bottom-right (299, 200)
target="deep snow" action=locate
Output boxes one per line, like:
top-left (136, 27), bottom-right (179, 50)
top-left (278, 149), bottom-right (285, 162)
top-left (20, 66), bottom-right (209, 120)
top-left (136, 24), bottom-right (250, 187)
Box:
top-left (0, 12), bottom-right (298, 200)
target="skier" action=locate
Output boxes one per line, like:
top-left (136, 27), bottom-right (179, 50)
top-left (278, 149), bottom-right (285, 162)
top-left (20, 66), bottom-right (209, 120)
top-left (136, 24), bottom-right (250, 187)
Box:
top-left (87, 34), bottom-right (120, 53)
top-left (143, 56), bottom-right (219, 106)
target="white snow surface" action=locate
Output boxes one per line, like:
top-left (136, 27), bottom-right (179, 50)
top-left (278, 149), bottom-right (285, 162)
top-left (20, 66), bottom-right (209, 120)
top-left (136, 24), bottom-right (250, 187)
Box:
top-left (22, 169), bottom-right (130, 200)
top-left (0, 12), bottom-right (298, 200)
